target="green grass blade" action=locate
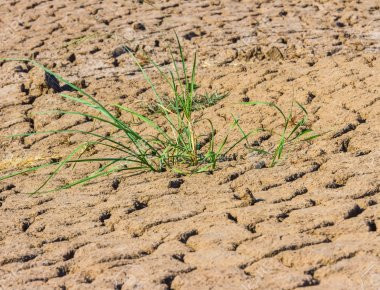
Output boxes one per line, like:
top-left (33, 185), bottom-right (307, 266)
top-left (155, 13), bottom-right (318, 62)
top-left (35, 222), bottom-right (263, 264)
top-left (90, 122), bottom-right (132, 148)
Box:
top-left (0, 162), bottom-right (59, 181)
top-left (32, 143), bottom-right (86, 194)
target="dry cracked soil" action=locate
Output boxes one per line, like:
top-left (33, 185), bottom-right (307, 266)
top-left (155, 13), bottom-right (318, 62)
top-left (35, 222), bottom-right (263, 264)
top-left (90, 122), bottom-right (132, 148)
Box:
top-left (0, 0), bottom-right (379, 289)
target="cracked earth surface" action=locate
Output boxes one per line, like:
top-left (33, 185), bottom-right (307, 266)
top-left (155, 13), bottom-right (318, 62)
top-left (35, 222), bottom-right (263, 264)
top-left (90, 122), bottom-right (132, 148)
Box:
top-left (0, 0), bottom-right (379, 289)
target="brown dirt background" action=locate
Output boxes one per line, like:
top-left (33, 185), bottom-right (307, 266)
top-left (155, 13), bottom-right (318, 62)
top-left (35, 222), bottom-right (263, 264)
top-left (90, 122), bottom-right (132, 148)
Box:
top-left (0, 0), bottom-right (379, 289)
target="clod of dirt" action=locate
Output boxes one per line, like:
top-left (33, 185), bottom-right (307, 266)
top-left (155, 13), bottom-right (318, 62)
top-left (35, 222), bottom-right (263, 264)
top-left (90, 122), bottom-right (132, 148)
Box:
top-left (344, 204), bottom-right (364, 219)
top-left (56, 266), bottom-right (68, 277)
top-left (168, 179), bottom-right (185, 189)
top-left (112, 46), bottom-right (129, 58)
top-left (112, 59), bottom-right (119, 67)
top-left (20, 219), bottom-right (31, 232)
top-left (111, 178), bottom-right (120, 190)
top-left (325, 181), bottom-right (344, 189)
top-left (246, 224), bottom-right (256, 233)
top-left (356, 114), bottom-right (366, 124)
top-left (133, 22), bottom-right (146, 31)
top-left (255, 161), bottom-right (266, 169)
top-left (130, 200), bottom-right (148, 212)
top-left (339, 138), bottom-right (350, 152)
top-left (307, 92), bottom-right (316, 103)
top-left (67, 53), bottom-right (76, 63)
top-left (184, 31), bottom-right (199, 40)
top-left (366, 220), bottom-right (377, 232)
top-left (367, 199), bottom-right (377, 206)
top-left (161, 275), bottom-right (175, 289)
top-left (99, 211), bottom-right (111, 223)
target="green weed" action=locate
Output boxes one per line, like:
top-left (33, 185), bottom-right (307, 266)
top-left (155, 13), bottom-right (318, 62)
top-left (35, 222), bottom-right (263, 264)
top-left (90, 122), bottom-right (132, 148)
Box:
top-left (145, 91), bottom-right (228, 114)
top-left (0, 34), bottom-right (251, 193)
top-left (243, 101), bottom-right (320, 166)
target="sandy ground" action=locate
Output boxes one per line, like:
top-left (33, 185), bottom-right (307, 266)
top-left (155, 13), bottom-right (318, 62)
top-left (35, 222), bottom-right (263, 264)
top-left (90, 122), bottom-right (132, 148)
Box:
top-left (0, 0), bottom-right (379, 289)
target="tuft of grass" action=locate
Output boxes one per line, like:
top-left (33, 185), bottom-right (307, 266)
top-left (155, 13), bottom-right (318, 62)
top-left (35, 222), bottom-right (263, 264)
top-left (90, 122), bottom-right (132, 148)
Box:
top-left (243, 100), bottom-right (320, 166)
top-left (0, 34), bottom-right (251, 194)
top-left (145, 91), bottom-right (228, 114)
top-left (192, 92), bottom-right (228, 111)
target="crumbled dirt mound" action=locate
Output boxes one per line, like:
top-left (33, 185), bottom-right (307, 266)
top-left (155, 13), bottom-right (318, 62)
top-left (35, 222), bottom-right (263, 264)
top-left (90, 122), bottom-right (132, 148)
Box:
top-left (0, 0), bottom-right (379, 289)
